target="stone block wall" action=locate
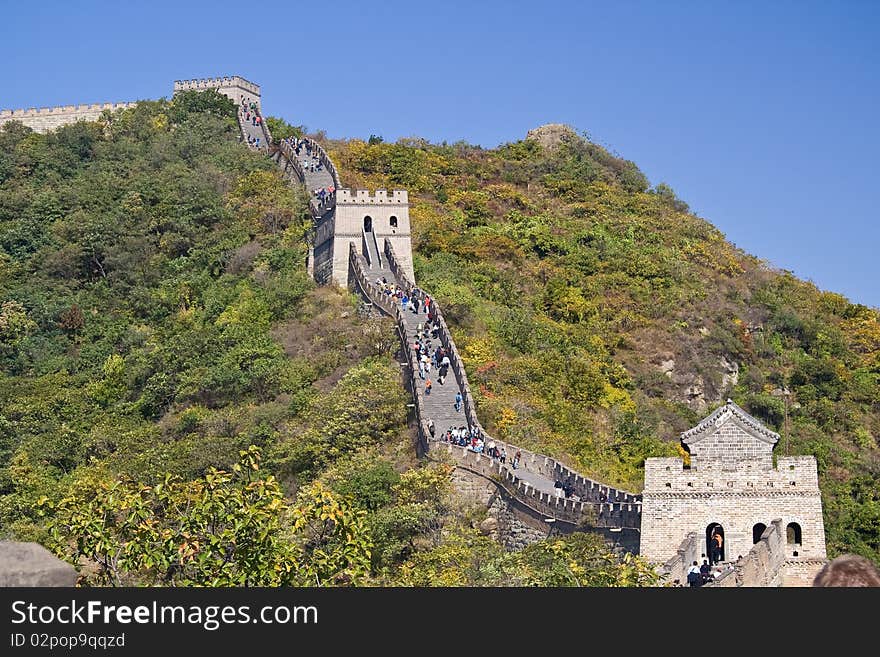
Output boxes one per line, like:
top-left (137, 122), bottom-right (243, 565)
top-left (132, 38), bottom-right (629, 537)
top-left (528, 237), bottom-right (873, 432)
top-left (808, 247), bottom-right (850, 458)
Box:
top-left (780, 559), bottom-right (826, 587)
top-left (701, 519), bottom-right (826, 587)
top-left (688, 419), bottom-right (773, 471)
top-left (657, 532), bottom-right (702, 585)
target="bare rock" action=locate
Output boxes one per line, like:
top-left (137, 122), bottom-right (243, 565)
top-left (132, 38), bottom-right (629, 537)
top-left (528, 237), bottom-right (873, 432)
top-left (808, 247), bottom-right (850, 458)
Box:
top-left (660, 358), bottom-right (675, 378)
top-left (720, 355), bottom-right (739, 391)
top-left (0, 541), bottom-right (77, 587)
top-left (479, 517), bottom-right (499, 535)
top-left (684, 376), bottom-right (707, 412)
top-left (525, 124), bottom-right (579, 150)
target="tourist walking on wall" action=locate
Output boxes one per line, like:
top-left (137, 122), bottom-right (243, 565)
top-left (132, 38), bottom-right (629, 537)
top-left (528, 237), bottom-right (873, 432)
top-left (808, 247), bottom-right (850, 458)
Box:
top-left (700, 559), bottom-right (711, 585)
top-left (425, 378), bottom-right (432, 395)
top-left (687, 561), bottom-right (702, 587)
top-left (512, 450), bottom-right (521, 470)
top-left (454, 392), bottom-right (463, 412)
top-left (711, 530), bottom-right (723, 565)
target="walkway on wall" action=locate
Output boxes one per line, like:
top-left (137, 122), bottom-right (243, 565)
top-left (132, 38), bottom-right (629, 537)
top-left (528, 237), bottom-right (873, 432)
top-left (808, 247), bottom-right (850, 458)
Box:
top-left (248, 110), bottom-right (642, 532)
top-left (352, 241), bottom-right (642, 530)
top-left (236, 99), bottom-right (271, 151)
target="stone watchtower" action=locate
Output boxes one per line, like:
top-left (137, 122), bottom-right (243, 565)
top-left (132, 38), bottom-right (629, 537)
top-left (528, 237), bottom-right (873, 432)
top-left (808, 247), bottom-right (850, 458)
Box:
top-left (173, 76), bottom-right (262, 108)
top-left (329, 189), bottom-right (415, 286)
top-left (640, 400), bottom-right (826, 564)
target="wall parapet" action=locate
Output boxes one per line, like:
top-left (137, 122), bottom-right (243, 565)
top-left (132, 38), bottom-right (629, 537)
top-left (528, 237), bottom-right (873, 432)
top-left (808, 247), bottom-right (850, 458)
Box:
top-left (0, 102), bottom-right (137, 118)
top-left (657, 532), bottom-right (702, 585)
top-left (336, 189), bottom-right (408, 204)
top-left (644, 455), bottom-right (821, 492)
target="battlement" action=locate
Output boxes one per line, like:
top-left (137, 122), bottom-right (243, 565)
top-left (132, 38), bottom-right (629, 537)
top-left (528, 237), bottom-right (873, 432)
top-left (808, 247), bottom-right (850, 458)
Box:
top-left (173, 76), bottom-right (260, 96)
top-left (644, 455), bottom-right (820, 490)
top-left (0, 102), bottom-right (137, 119)
top-left (336, 189), bottom-right (408, 205)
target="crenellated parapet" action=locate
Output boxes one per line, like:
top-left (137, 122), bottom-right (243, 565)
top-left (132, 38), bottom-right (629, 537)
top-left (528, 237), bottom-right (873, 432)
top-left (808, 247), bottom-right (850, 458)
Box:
top-left (336, 189), bottom-right (408, 205)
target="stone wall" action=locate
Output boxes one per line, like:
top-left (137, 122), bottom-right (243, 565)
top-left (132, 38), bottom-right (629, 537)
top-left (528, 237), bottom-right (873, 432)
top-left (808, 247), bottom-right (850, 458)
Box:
top-left (1, 74), bottom-right (260, 135)
top-left (451, 467), bottom-right (497, 505)
top-left (780, 558), bottom-right (826, 587)
top-left (486, 496), bottom-right (549, 550)
top-left (657, 532), bottom-right (702, 585)
top-left (0, 102), bottom-right (137, 133)
top-left (688, 418), bottom-right (774, 471)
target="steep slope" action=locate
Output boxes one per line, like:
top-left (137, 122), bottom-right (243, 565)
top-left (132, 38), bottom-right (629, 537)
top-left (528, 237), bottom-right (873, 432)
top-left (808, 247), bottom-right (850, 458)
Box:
top-left (0, 98), bottom-right (661, 586)
top-left (325, 127), bottom-right (880, 560)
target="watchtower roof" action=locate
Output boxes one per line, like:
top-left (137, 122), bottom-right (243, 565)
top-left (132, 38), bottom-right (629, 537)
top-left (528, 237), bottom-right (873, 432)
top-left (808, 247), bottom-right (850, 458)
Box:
top-left (681, 399), bottom-right (779, 445)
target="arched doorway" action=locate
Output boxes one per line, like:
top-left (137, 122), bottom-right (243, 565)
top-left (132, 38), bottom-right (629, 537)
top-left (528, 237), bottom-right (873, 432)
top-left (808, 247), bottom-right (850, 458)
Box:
top-left (363, 216), bottom-right (372, 232)
top-left (390, 215), bottom-right (398, 228)
top-left (787, 522), bottom-right (802, 556)
top-left (706, 523), bottom-right (725, 564)
top-left (753, 523), bottom-right (767, 544)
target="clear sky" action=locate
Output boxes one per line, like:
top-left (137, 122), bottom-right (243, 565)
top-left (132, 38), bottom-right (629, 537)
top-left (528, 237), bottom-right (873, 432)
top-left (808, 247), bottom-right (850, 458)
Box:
top-left (2, 1), bottom-right (878, 307)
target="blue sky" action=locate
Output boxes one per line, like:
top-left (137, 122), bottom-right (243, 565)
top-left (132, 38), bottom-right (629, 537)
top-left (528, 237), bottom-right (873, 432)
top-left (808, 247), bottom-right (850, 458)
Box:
top-left (3, 1), bottom-right (878, 307)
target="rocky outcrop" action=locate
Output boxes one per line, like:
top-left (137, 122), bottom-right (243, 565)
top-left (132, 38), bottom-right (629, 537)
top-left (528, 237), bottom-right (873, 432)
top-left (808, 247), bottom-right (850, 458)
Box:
top-left (719, 355), bottom-right (739, 392)
top-left (525, 124), bottom-right (579, 150)
top-left (0, 541), bottom-right (77, 586)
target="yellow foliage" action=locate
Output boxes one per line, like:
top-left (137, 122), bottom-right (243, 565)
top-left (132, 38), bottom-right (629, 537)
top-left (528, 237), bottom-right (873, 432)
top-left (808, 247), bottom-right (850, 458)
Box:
top-left (844, 311), bottom-right (880, 368)
top-left (496, 407), bottom-right (518, 438)
top-left (462, 337), bottom-right (497, 368)
top-left (599, 384), bottom-right (636, 413)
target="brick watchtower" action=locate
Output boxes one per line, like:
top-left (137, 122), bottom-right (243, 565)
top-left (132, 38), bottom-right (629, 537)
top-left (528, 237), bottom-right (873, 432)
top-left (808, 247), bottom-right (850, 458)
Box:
top-left (640, 400), bottom-right (826, 565)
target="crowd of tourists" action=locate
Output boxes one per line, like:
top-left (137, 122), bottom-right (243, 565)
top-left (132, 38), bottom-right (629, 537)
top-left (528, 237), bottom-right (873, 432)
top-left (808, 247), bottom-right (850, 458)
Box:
top-left (239, 96), bottom-right (264, 149)
top-left (685, 559), bottom-right (736, 587)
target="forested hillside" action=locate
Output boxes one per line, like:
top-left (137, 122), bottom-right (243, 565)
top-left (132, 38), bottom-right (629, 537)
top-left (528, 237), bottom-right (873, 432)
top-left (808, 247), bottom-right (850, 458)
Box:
top-left (327, 125), bottom-right (880, 561)
top-left (0, 97), bottom-right (659, 585)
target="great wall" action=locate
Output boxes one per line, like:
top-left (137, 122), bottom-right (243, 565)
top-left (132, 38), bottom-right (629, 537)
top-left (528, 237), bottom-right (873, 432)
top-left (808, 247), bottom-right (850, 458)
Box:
top-left (0, 76), bottom-right (829, 586)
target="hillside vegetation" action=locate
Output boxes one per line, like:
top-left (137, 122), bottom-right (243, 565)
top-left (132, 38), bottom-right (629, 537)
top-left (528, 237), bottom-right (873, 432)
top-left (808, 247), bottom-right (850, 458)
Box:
top-left (0, 97), bottom-right (659, 585)
top-left (326, 126), bottom-right (880, 561)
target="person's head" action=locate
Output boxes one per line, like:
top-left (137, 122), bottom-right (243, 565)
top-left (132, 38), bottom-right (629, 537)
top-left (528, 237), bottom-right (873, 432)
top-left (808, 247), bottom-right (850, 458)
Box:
top-left (693, 561), bottom-right (698, 566)
top-left (813, 554), bottom-right (880, 587)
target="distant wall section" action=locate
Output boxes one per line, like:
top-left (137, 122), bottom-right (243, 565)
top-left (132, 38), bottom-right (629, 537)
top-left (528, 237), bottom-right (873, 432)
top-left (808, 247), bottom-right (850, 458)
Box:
top-left (0, 102), bottom-right (137, 134)
top-left (1, 75), bottom-right (260, 135)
